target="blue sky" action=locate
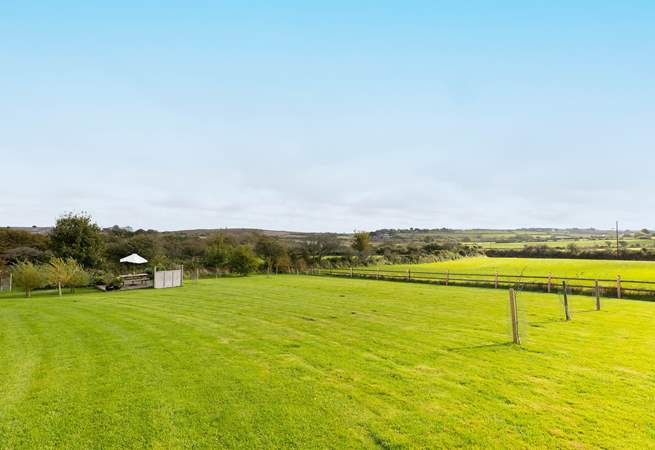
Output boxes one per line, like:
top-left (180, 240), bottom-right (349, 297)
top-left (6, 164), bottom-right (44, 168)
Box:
top-left (2, 1), bottom-right (654, 231)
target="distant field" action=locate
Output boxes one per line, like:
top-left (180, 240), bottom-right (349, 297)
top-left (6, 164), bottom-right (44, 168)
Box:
top-left (385, 256), bottom-right (655, 280)
top-left (2, 276), bottom-right (655, 448)
top-left (472, 238), bottom-right (655, 250)
top-left (379, 257), bottom-right (655, 293)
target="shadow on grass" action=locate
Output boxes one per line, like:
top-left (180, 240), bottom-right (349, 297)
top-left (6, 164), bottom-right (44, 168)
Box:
top-left (529, 318), bottom-right (564, 326)
top-left (446, 342), bottom-right (513, 352)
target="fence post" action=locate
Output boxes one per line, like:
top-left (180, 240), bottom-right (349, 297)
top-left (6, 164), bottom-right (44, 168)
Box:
top-left (509, 289), bottom-right (521, 345)
top-left (350, 267), bottom-right (353, 278)
top-left (376, 266), bottom-right (379, 280)
top-left (494, 271), bottom-right (499, 289)
top-left (195, 267), bottom-right (199, 282)
top-left (445, 269), bottom-right (449, 286)
top-left (616, 275), bottom-right (622, 299)
top-left (562, 281), bottom-right (571, 321)
top-left (547, 273), bottom-right (552, 293)
top-left (9, 273), bottom-right (12, 292)
top-left (595, 279), bottom-right (601, 311)
top-left (407, 268), bottom-right (411, 281)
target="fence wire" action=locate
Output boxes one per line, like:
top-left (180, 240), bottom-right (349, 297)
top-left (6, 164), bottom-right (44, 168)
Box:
top-left (312, 267), bottom-right (655, 300)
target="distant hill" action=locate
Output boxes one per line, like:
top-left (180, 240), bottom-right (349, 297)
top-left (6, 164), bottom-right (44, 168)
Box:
top-left (3, 226), bottom-right (52, 235)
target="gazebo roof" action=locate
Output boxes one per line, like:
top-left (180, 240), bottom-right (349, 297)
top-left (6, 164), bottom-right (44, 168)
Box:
top-left (120, 253), bottom-right (148, 264)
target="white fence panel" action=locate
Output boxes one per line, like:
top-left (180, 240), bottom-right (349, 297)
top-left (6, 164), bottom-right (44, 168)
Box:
top-left (0, 274), bottom-right (11, 292)
top-left (154, 269), bottom-right (182, 289)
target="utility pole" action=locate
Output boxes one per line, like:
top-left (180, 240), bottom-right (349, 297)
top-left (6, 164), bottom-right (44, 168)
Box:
top-left (616, 221), bottom-right (620, 259)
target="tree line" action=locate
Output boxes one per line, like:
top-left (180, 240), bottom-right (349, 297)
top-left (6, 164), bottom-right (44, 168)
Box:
top-left (1, 213), bottom-right (485, 296)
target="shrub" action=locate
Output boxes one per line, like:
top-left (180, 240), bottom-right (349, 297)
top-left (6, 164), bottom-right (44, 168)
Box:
top-left (68, 259), bottom-right (90, 293)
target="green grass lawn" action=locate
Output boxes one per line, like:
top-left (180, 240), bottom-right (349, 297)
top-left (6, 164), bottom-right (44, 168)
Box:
top-left (2, 275), bottom-right (655, 448)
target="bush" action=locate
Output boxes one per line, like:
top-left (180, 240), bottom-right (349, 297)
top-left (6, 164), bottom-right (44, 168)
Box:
top-left (92, 270), bottom-right (122, 290)
top-left (68, 261), bottom-right (90, 293)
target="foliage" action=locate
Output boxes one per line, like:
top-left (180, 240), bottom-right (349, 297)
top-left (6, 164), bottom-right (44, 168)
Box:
top-left (49, 212), bottom-right (104, 268)
top-left (204, 233), bottom-right (232, 272)
top-left (92, 271), bottom-right (123, 290)
top-left (299, 234), bottom-right (342, 266)
top-left (254, 235), bottom-right (287, 273)
top-left (11, 261), bottom-right (46, 297)
top-left (0, 228), bottom-right (48, 252)
top-left (47, 257), bottom-right (89, 295)
top-left (0, 246), bottom-right (47, 264)
top-left (105, 232), bottom-right (162, 264)
top-left (47, 258), bottom-right (71, 296)
top-left (226, 245), bottom-right (259, 275)
top-left (148, 254), bottom-right (171, 270)
top-left (351, 231), bottom-right (370, 258)
top-left (68, 260), bottom-right (90, 292)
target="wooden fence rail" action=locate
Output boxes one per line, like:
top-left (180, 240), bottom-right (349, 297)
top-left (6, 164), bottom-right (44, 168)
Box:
top-left (306, 267), bottom-right (655, 299)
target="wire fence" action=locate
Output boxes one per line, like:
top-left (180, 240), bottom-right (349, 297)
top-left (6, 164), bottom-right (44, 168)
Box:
top-left (303, 266), bottom-right (655, 300)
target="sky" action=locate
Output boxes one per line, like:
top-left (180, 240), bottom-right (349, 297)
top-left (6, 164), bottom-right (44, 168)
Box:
top-left (1, 1), bottom-right (654, 232)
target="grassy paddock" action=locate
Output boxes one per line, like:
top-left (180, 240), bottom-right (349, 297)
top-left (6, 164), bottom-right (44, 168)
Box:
top-left (385, 256), bottom-right (655, 279)
top-left (2, 275), bottom-right (655, 448)
top-left (379, 257), bottom-right (655, 291)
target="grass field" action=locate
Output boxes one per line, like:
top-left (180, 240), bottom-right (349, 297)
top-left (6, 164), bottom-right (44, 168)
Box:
top-left (2, 275), bottom-right (655, 448)
top-left (385, 256), bottom-right (655, 285)
top-left (472, 238), bottom-right (655, 250)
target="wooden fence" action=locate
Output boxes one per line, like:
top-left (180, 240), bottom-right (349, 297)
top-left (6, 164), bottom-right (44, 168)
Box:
top-left (305, 266), bottom-right (655, 299)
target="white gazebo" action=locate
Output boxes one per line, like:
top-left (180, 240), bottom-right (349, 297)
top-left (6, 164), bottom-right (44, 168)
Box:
top-left (120, 253), bottom-right (148, 265)
top-left (118, 254), bottom-right (152, 289)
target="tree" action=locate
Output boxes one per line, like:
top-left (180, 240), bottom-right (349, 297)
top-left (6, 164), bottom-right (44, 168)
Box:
top-left (204, 233), bottom-right (232, 273)
top-left (227, 245), bottom-right (259, 276)
top-left (47, 257), bottom-right (71, 296)
top-left (12, 261), bottom-right (46, 298)
top-left (351, 231), bottom-right (371, 261)
top-left (49, 213), bottom-right (104, 268)
top-left (47, 257), bottom-right (88, 296)
top-left (254, 236), bottom-right (287, 274)
top-left (302, 234), bottom-right (340, 266)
